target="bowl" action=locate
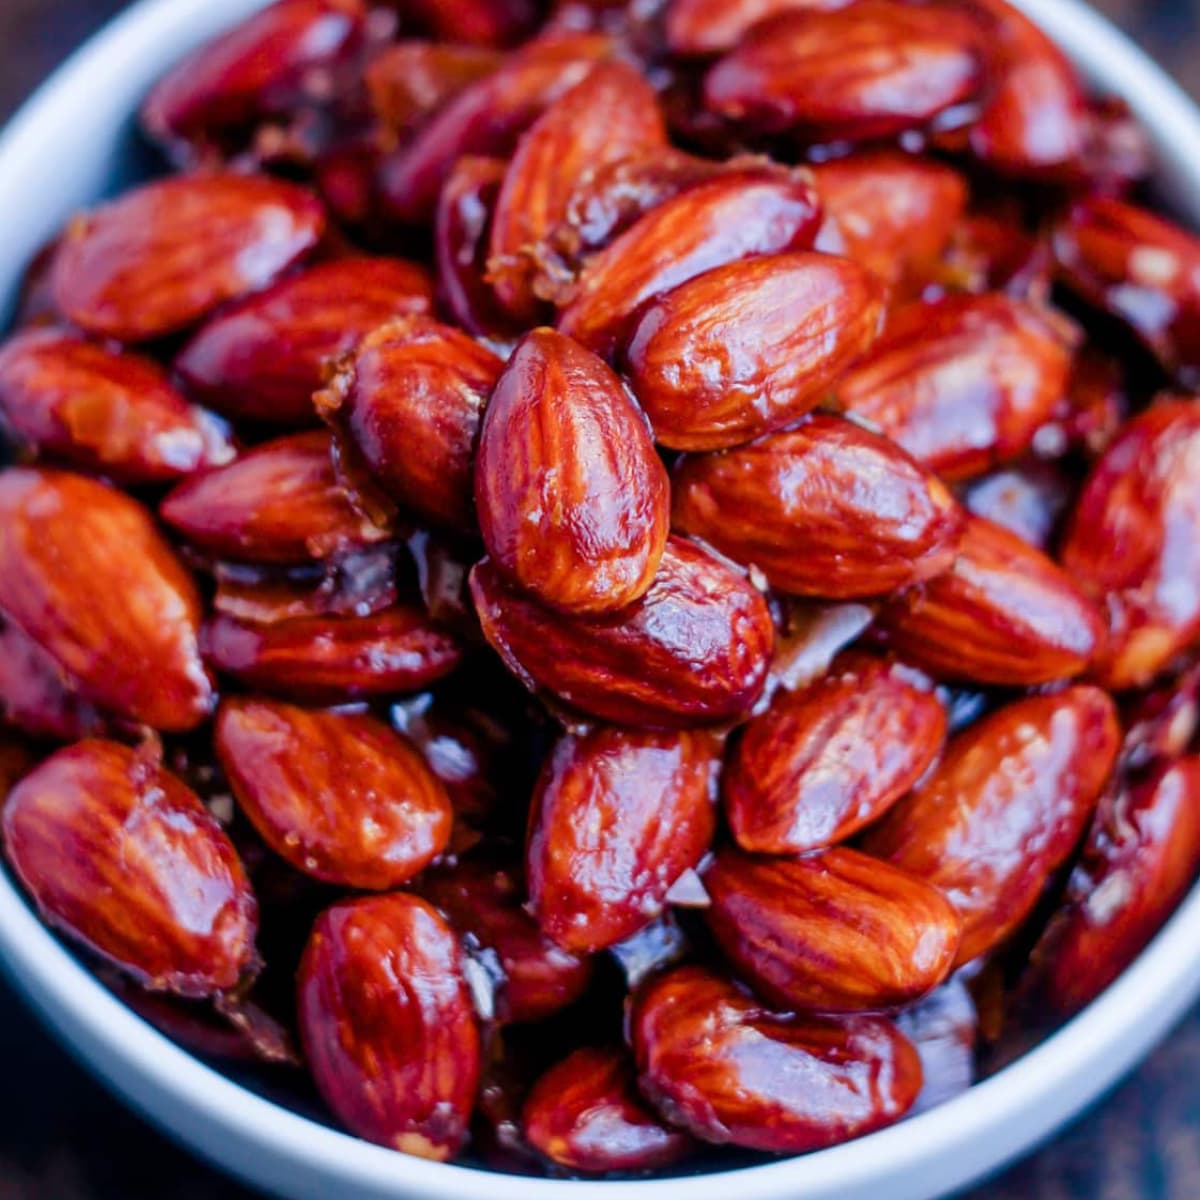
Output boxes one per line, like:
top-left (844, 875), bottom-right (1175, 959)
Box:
top-left (1, 1), bottom-right (1199, 1197)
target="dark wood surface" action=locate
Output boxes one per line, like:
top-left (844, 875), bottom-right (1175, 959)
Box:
top-left (2, 2), bottom-right (1200, 1198)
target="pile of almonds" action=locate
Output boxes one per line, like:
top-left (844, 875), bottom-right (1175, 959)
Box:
top-left (2, 0), bottom-right (1200, 1176)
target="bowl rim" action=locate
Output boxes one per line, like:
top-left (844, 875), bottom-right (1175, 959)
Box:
top-left (2, 1), bottom-right (1200, 1198)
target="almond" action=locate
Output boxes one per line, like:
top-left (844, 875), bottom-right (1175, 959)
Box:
top-left (863, 686), bottom-right (1120, 965)
top-left (622, 252), bottom-right (883, 450)
top-left (961, 460), bottom-right (1073, 551)
top-left (400, 0), bottom-right (539, 46)
top-left (877, 514), bottom-right (1105, 686)
top-left (631, 965), bottom-right (922, 1151)
top-left (475, 327), bottom-right (669, 613)
top-left (174, 258), bottom-right (435, 426)
top-left (526, 725), bottom-right (719, 952)
top-left (724, 652), bottom-right (946, 854)
top-left (160, 430), bottom-right (389, 564)
top-left (2, 739), bottom-right (257, 995)
top-left (297, 893), bottom-right (480, 1159)
top-left (894, 978), bottom-right (977, 1115)
top-left (367, 41), bottom-right (502, 133)
top-left (216, 698), bottom-right (452, 890)
top-left (671, 415), bottom-right (965, 598)
top-left (53, 174), bottom-right (324, 342)
top-left (470, 536), bottom-right (774, 727)
top-left (704, 846), bottom-right (962, 1012)
top-left (0, 328), bottom-right (233, 481)
top-left (665, 0), bottom-right (850, 55)
top-left (0, 467), bottom-right (212, 731)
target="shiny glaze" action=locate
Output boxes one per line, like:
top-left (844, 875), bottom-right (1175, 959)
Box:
top-left (488, 60), bottom-right (666, 322)
top-left (399, 0), bottom-right (540, 47)
top-left (894, 977), bottom-right (977, 1115)
top-left (1, 739), bottom-right (257, 995)
top-left (0, 467), bottom-right (212, 730)
top-left (175, 258), bottom-right (435, 425)
top-left (318, 315), bottom-right (503, 533)
top-left (522, 1046), bottom-right (694, 1171)
top-left (475, 328), bottom-right (669, 614)
top-left (557, 169), bottom-right (821, 356)
top-left (366, 42), bottom-right (501, 134)
top-left (1060, 399), bottom-right (1200, 689)
top-left (863, 686), bottom-right (1120, 965)
top-left (631, 965), bottom-right (922, 1152)
top-left (671, 415), bottom-right (965, 598)
top-left (200, 606), bottom-right (463, 703)
top-left (961, 460), bottom-right (1073, 551)
top-left (216, 698), bottom-right (452, 890)
top-left (470, 536), bottom-right (774, 727)
top-left (837, 293), bottom-right (1075, 482)
top-left (421, 855), bottom-right (594, 1023)
top-left (704, 846), bottom-right (961, 1012)
top-left (724, 652), bottom-right (946, 854)
top-left (703, 3), bottom-right (981, 141)
top-left (297, 893), bottom-right (480, 1159)
top-left (526, 725), bottom-right (719, 951)
top-left (1032, 756), bottom-right (1200, 1015)
top-left (623, 252), bottom-right (883, 451)
top-left (160, 430), bottom-right (389, 564)
top-left (665, 0), bottom-right (849, 55)
top-left (52, 174), bottom-right (325, 342)
top-left (878, 514), bottom-right (1105, 685)
top-left (0, 328), bottom-right (233, 481)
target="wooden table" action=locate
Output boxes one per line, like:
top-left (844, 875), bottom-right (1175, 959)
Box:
top-left (1, 2), bottom-right (1199, 1197)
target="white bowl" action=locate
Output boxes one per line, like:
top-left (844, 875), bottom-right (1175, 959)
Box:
top-left (1, 2), bottom-right (1199, 1197)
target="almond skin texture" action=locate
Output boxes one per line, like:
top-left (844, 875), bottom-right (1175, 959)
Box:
top-left (622, 252), bottom-right (884, 451)
top-left (703, 4), bottom-right (981, 141)
top-left (377, 33), bottom-right (612, 226)
top-left (487, 61), bottom-right (666, 322)
top-left (671, 415), bottom-right (965, 598)
top-left (665, 0), bottom-right (850, 55)
top-left (0, 467), bottom-right (212, 731)
top-left (160, 431), bottom-right (388, 564)
top-left (421, 856), bottom-right (594, 1024)
top-left (523, 1046), bottom-right (695, 1172)
top-left (557, 169), bottom-right (821, 357)
top-left (631, 966), bottom-right (922, 1152)
top-left (297, 893), bottom-right (480, 1160)
top-left (0, 328), bottom-right (233, 482)
top-left (1030, 757), bottom-right (1200, 1015)
top-left (174, 258), bottom-right (435, 426)
top-left (200, 607), bottom-right (463, 703)
top-left (140, 0), bottom-right (366, 148)
top-left (366, 42), bottom-right (502, 133)
top-left (877, 514), bottom-right (1106, 686)
top-left (317, 316), bottom-right (503, 533)
top-left (837, 294), bottom-right (1075, 482)
top-left (475, 328), bottom-right (669, 614)
top-left (526, 726), bottom-right (719, 952)
top-left (53, 174), bottom-right (325, 342)
top-left (470, 537), bottom-right (774, 727)
top-left (1, 739), bottom-right (257, 996)
top-left (863, 686), bottom-right (1120, 965)
top-left (725, 653), bottom-right (946, 854)
top-left (811, 151), bottom-right (967, 291)
top-left (1060, 400), bottom-right (1200, 690)
top-left (216, 698), bottom-right (452, 890)
top-left (703, 847), bottom-right (962, 1013)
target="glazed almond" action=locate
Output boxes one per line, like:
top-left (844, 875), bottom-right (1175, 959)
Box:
top-left (665, 0), bottom-right (849, 55)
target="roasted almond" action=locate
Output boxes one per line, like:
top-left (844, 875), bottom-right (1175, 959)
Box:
top-left (703, 846), bottom-right (962, 1012)
top-left (475, 327), bottom-right (669, 614)
top-left (2, 739), bottom-right (257, 995)
top-left (631, 965), bottom-right (922, 1151)
top-left (53, 174), bottom-right (324, 342)
top-left (470, 536), bottom-right (774, 727)
top-left (671, 415), bottom-right (965, 598)
top-left (665, 0), bottom-right (850, 55)
top-left (175, 258), bottom-right (435, 426)
top-left (367, 41), bottom-right (502, 133)
top-left (297, 893), bottom-right (480, 1159)
top-left (863, 686), bottom-right (1120, 965)
top-left (0, 467), bottom-right (212, 731)
top-left (216, 698), bottom-right (453, 890)
top-left (623, 252), bottom-right (883, 451)
top-left (724, 652), bottom-right (946, 854)
top-left (0, 328), bottom-right (233, 481)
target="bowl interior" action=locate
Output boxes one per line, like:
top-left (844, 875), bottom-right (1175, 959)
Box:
top-left (1, 2), bottom-right (1200, 1199)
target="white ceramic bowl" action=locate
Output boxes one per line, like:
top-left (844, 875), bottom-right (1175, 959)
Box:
top-left (1, 2), bottom-right (1199, 1197)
